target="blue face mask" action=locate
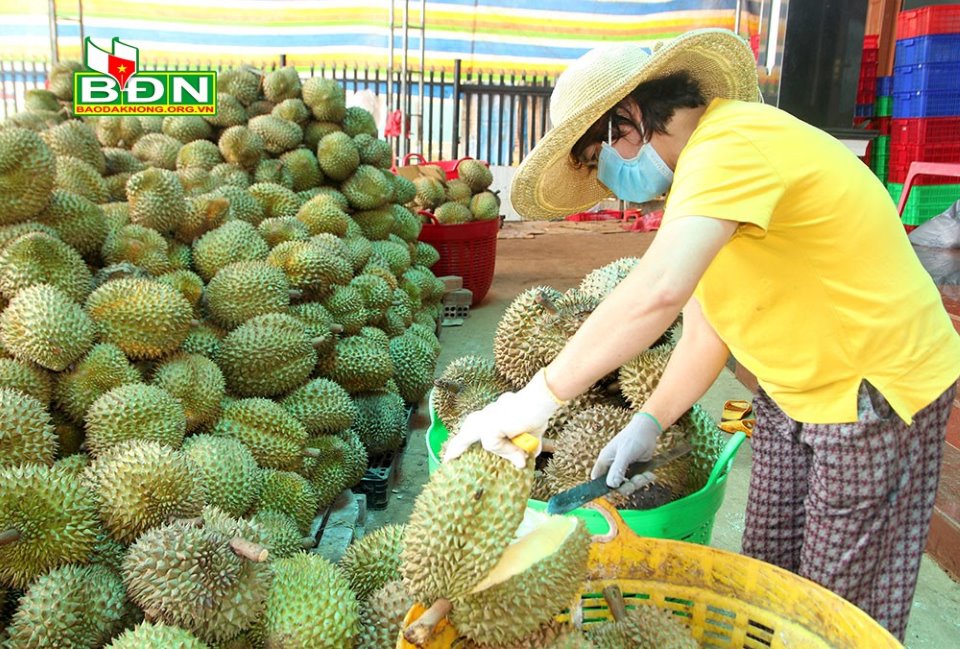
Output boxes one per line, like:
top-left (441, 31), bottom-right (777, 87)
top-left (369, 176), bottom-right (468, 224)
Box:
top-left (596, 139), bottom-right (674, 203)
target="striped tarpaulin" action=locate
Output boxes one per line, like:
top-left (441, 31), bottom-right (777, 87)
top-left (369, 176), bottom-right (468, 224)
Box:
top-left (4, 0), bottom-right (760, 73)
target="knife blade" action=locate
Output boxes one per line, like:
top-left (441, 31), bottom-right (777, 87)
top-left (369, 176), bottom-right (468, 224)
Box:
top-left (545, 442), bottom-right (692, 515)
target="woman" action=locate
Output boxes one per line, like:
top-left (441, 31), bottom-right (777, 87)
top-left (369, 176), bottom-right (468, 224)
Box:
top-left (443, 29), bottom-right (960, 641)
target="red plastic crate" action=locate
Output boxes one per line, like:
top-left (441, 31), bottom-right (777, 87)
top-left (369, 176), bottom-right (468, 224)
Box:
top-left (890, 141), bottom-right (960, 166)
top-left (897, 5), bottom-right (960, 39)
top-left (862, 47), bottom-right (880, 65)
top-left (891, 116), bottom-right (960, 147)
top-left (864, 34), bottom-right (880, 49)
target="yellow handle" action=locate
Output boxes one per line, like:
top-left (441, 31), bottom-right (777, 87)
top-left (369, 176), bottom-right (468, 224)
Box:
top-left (511, 432), bottom-right (540, 456)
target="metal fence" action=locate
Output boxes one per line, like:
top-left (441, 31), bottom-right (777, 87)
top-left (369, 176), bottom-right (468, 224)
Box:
top-left (1, 58), bottom-right (556, 167)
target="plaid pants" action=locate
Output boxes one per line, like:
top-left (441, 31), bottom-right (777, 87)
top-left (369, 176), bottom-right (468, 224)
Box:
top-left (742, 381), bottom-right (955, 641)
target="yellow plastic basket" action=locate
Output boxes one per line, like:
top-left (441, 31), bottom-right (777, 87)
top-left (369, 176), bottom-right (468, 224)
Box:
top-left (398, 499), bottom-right (902, 649)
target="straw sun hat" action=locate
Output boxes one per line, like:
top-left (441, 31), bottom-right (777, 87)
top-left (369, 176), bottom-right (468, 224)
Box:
top-left (510, 29), bottom-right (759, 220)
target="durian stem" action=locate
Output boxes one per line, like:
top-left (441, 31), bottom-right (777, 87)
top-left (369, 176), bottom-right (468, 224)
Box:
top-left (229, 537), bottom-right (269, 563)
top-left (303, 447), bottom-right (321, 458)
top-left (170, 516), bottom-right (204, 527)
top-left (301, 535), bottom-right (317, 549)
top-left (0, 528), bottom-right (21, 546)
top-left (289, 289), bottom-right (304, 300)
top-left (432, 378), bottom-right (464, 394)
top-left (329, 324), bottom-right (345, 335)
top-left (602, 585), bottom-right (628, 623)
top-left (534, 292), bottom-right (559, 315)
top-left (540, 438), bottom-right (557, 454)
top-left (605, 381), bottom-right (621, 394)
top-left (403, 598), bottom-right (452, 646)
top-left (189, 318), bottom-right (202, 327)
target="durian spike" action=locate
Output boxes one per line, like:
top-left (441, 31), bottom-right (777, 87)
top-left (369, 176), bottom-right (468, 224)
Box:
top-left (403, 598), bottom-right (453, 646)
top-left (432, 377), bottom-right (464, 394)
top-left (0, 528), bottom-right (22, 546)
top-left (602, 585), bottom-right (628, 623)
top-left (301, 535), bottom-right (317, 549)
top-left (229, 537), bottom-right (269, 562)
top-left (170, 516), bottom-right (204, 526)
top-left (303, 446), bottom-right (321, 458)
top-left (534, 291), bottom-right (559, 315)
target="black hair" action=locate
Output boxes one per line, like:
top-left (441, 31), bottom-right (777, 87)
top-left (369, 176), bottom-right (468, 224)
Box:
top-left (570, 70), bottom-right (706, 168)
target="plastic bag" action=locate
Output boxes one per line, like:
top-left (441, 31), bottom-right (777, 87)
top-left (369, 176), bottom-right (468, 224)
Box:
top-left (908, 199), bottom-right (960, 248)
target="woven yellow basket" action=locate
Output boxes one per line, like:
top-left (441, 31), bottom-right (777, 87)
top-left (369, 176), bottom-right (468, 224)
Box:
top-left (398, 499), bottom-right (902, 648)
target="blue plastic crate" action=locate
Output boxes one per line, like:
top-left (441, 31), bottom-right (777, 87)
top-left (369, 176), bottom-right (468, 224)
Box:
top-left (895, 34), bottom-right (960, 66)
top-left (855, 103), bottom-right (875, 117)
top-left (876, 76), bottom-right (894, 97)
top-left (892, 89), bottom-right (960, 117)
top-left (893, 61), bottom-right (960, 93)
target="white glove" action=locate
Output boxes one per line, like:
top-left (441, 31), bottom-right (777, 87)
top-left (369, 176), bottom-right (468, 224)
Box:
top-left (442, 369), bottom-right (565, 469)
top-left (590, 412), bottom-right (662, 488)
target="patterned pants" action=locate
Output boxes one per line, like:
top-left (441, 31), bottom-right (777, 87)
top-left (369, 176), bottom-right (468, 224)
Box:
top-left (742, 381), bottom-right (955, 642)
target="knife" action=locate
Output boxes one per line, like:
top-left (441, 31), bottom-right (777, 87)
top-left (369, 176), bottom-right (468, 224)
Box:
top-left (545, 442), bottom-right (692, 515)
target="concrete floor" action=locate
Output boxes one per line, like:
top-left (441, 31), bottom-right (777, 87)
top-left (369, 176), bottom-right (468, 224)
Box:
top-left (369, 223), bottom-right (960, 648)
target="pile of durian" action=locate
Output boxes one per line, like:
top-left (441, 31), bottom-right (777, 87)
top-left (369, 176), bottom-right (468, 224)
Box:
top-left (407, 161), bottom-right (500, 224)
top-left (435, 257), bottom-right (727, 509)
top-left (0, 61), bottom-right (446, 647)
top-left (341, 434), bottom-right (699, 647)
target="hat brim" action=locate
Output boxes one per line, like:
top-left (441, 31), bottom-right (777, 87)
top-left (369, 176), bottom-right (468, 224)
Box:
top-left (510, 30), bottom-right (760, 220)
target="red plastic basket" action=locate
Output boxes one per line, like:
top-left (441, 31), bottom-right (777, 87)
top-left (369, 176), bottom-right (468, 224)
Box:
top-left (417, 217), bottom-right (500, 306)
top-left (398, 153), bottom-right (488, 181)
top-left (897, 5), bottom-right (960, 39)
top-left (864, 34), bottom-right (880, 49)
top-left (892, 116), bottom-right (960, 147)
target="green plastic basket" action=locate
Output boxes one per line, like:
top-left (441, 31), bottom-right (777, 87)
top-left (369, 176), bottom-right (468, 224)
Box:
top-left (887, 181), bottom-right (960, 225)
top-left (875, 95), bottom-right (892, 117)
top-left (425, 390), bottom-right (746, 544)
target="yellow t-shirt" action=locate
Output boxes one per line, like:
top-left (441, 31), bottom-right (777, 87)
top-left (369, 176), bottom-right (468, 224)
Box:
top-left (663, 98), bottom-right (960, 424)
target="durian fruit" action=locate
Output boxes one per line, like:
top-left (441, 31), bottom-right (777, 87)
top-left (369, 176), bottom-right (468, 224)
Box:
top-left (4, 563), bottom-right (126, 648)
top-left (0, 128), bottom-right (56, 224)
top-left (175, 192), bottom-right (230, 242)
top-left (543, 385), bottom-right (625, 441)
top-left (295, 194), bottom-right (349, 236)
top-left (339, 523), bottom-right (405, 601)
top-left (0, 464), bottom-right (99, 589)
top-left (254, 469), bottom-right (319, 533)
top-left (266, 238), bottom-right (353, 297)
top-left (263, 66), bottom-right (302, 103)
top-left (401, 446), bottom-right (534, 605)
top-left (217, 313), bottom-right (319, 397)
top-left (469, 191), bottom-right (500, 220)
top-left (0, 283), bottom-right (95, 371)
top-left (218, 125), bottom-right (264, 171)
top-left (101, 224), bottom-right (173, 275)
top-left (342, 106), bottom-right (378, 138)
top-left (192, 220), bottom-right (270, 282)
top-left (52, 452), bottom-right (89, 477)
top-left (434, 201), bottom-right (472, 224)
top-left (211, 397), bottom-right (310, 471)
top-left (206, 261), bottom-right (294, 329)
top-left (257, 553), bottom-right (360, 648)
top-left (449, 510), bottom-right (590, 647)
top-left (322, 284), bottom-right (366, 334)
top-left (353, 390), bottom-right (407, 454)
top-left (445, 178), bottom-right (472, 205)
top-left (131, 132), bottom-right (182, 170)
top-left (351, 273), bottom-right (394, 323)
top-left (458, 159), bottom-right (494, 193)
top-left (0, 387), bottom-right (55, 468)
top-left (85, 277), bottom-right (194, 359)
top-left (336, 428), bottom-right (370, 486)
top-left (461, 621), bottom-right (594, 649)
top-left (280, 377), bottom-right (356, 434)
top-left (355, 579), bottom-right (414, 649)
top-left (219, 68), bottom-right (261, 106)
top-left (123, 519), bottom-right (271, 644)
top-left (618, 344), bottom-right (674, 411)
top-left (316, 131), bottom-right (360, 181)
top-left (389, 330), bottom-right (438, 404)
top-left (40, 120), bottom-right (106, 173)
top-left (577, 257), bottom-right (641, 304)
top-left (302, 77), bottom-right (347, 122)
top-left (342, 164), bottom-right (391, 210)
top-left (273, 98), bottom-right (310, 125)
top-left (542, 406), bottom-right (633, 494)
top-left (182, 435), bottom-right (260, 518)
top-left (152, 352), bottom-right (225, 430)
top-left (288, 301), bottom-right (339, 355)
top-left (180, 321), bottom-right (225, 360)
top-left (433, 355), bottom-right (511, 434)
top-left (24, 87), bottom-right (61, 111)
top-left (586, 585), bottom-right (697, 649)
top-left (55, 342), bottom-right (142, 422)
top-left (280, 147), bottom-right (323, 190)
top-left (84, 382), bottom-right (187, 456)
top-left (258, 216), bottom-right (310, 246)
top-left (354, 133), bottom-right (392, 169)
top-left (248, 182), bottom-right (301, 220)
top-left (493, 286), bottom-right (565, 388)
top-left (162, 115), bottom-right (213, 144)
top-left (176, 139), bottom-right (223, 170)
top-left (0, 222), bottom-right (59, 249)
top-left (106, 622), bottom-right (210, 649)
top-left (321, 334), bottom-right (395, 394)
top-left (0, 357), bottom-right (53, 405)
top-left (35, 190), bottom-right (108, 258)
top-left (54, 155), bottom-right (110, 202)
top-left (96, 116), bottom-right (144, 148)
top-left (157, 269), bottom-right (205, 316)
top-left (249, 509), bottom-right (311, 559)
top-left (248, 115), bottom-right (303, 155)
top-left (83, 440), bottom-right (205, 543)
top-left (299, 433), bottom-right (362, 507)
top-left (415, 241), bottom-right (441, 268)
top-left (103, 147), bottom-right (146, 175)
top-left (47, 60), bottom-right (83, 98)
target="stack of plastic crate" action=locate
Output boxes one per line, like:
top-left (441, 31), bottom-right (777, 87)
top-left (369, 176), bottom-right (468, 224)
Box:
top-left (869, 76), bottom-right (894, 183)
top-left (889, 5), bottom-right (960, 227)
top-left (856, 35), bottom-right (881, 121)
